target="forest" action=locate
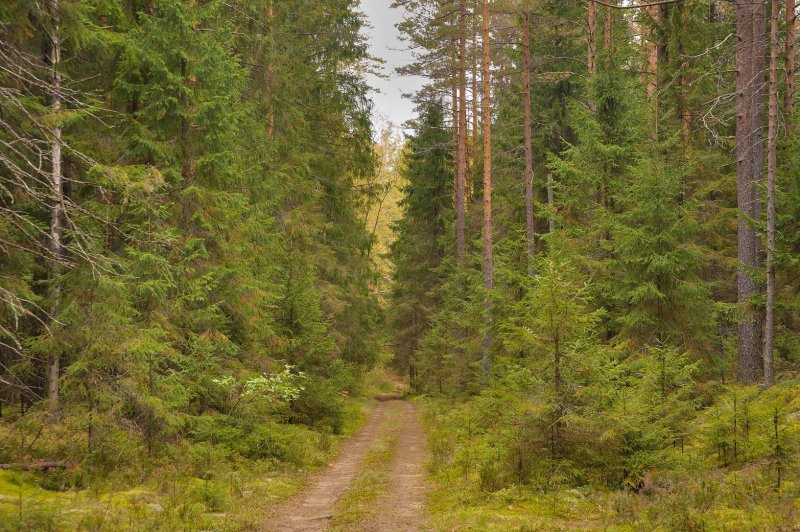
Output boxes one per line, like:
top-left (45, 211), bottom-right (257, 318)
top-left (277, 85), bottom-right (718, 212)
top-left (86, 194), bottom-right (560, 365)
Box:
top-left (0, 0), bottom-right (799, 530)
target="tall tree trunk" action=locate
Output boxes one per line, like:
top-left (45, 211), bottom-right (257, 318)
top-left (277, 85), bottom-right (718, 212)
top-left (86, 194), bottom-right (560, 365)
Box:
top-left (588, 0), bottom-right (597, 75)
top-left (752, 1), bottom-right (767, 174)
top-left (646, 3), bottom-right (663, 98)
top-left (458, 0), bottom-right (469, 217)
top-left (452, 42), bottom-right (465, 257)
top-left (267, 0), bottom-right (275, 138)
top-left (552, 330), bottom-right (562, 456)
top-left (451, 76), bottom-right (459, 206)
top-left (604, 0), bottom-right (614, 66)
top-left (786, 0), bottom-right (796, 137)
top-left (764, 0), bottom-right (779, 388)
top-left (522, 11), bottom-right (535, 275)
top-left (481, 0), bottom-right (493, 380)
top-left (47, 0), bottom-right (63, 413)
top-left (681, 77), bottom-right (691, 157)
top-left (753, 0), bottom-right (767, 365)
top-left (680, 6), bottom-right (692, 158)
top-left (735, 0), bottom-right (764, 383)
top-left (471, 23), bottom-right (479, 204)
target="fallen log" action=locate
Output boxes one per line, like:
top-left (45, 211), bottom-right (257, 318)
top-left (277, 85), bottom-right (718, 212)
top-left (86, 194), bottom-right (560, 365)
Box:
top-left (0, 461), bottom-right (66, 471)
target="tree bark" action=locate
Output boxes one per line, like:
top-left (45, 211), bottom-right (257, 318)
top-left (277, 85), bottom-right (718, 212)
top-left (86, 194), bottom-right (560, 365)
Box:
top-left (604, 1), bottom-right (614, 66)
top-left (451, 75), bottom-right (459, 208)
top-left (452, 42), bottom-right (466, 258)
top-left (764, 0), bottom-right (779, 388)
top-left (458, 0), bottom-right (469, 217)
top-left (552, 330), bottom-right (562, 456)
top-left (680, 6), bottom-right (691, 157)
top-left (47, 0), bottom-right (63, 413)
top-left (646, 2), bottom-right (663, 98)
top-left (735, 0), bottom-right (765, 383)
top-left (522, 11), bottom-right (535, 275)
top-left (471, 22), bottom-right (479, 204)
top-left (681, 80), bottom-right (691, 157)
top-left (786, 0), bottom-right (796, 137)
top-left (267, 0), bottom-right (275, 138)
top-left (481, 0), bottom-right (493, 380)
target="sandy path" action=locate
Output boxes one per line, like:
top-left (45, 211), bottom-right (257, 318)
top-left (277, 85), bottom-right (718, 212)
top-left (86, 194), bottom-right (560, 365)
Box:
top-left (265, 376), bottom-right (428, 532)
top-left (360, 400), bottom-right (428, 531)
top-left (263, 402), bottom-right (392, 531)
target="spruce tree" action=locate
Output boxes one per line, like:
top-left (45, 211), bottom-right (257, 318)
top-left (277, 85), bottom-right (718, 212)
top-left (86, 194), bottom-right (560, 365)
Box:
top-left (390, 103), bottom-right (452, 379)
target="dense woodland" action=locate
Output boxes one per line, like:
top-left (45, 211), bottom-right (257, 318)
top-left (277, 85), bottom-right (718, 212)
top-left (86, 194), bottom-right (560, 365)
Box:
top-left (1, 0), bottom-right (799, 529)
top-left (0, 0), bottom-right (390, 527)
top-left (389, 0), bottom-right (800, 528)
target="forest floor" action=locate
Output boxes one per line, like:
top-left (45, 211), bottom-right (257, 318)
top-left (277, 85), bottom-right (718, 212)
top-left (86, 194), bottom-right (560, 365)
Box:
top-left (263, 377), bottom-right (429, 531)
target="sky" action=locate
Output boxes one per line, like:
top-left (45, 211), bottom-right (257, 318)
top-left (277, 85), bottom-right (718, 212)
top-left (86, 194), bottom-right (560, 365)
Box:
top-left (359, 0), bottom-right (427, 133)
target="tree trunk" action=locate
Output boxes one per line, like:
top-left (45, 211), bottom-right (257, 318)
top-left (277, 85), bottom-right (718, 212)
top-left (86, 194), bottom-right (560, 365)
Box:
top-left (453, 40), bottom-right (466, 258)
top-left (786, 0), bottom-right (796, 137)
top-left (451, 76), bottom-right (459, 206)
top-left (588, 0), bottom-right (597, 75)
top-left (680, 6), bottom-right (692, 158)
top-left (47, 0), bottom-right (63, 413)
top-left (471, 23), bottom-right (479, 204)
top-left (522, 11), bottom-right (535, 275)
top-left (458, 0), bottom-right (469, 217)
top-left (604, 1), bottom-right (614, 66)
top-left (267, 0), bottom-right (275, 138)
top-left (0, 462), bottom-right (66, 471)
top-left (481, 0), bottom-right (493, 380)
top-left (646, 2), bottom-right (663, 98)
top-left (764, 0), bottom-right (779, 388)
top-left (681, 77), bottom-right (691, 157)
top-left (553, 331), bottom-right (562, 455)
top-left (735, 0), bottom-right (764, 383)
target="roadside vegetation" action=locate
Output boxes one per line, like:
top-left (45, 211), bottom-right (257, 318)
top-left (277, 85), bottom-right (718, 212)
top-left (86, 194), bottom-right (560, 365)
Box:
top-left (421, 381), bottom-right (800, 530)
top-left (0, 395), bottom-right (371, 530)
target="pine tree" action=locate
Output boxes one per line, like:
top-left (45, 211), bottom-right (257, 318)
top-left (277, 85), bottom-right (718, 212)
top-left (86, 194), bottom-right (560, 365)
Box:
top-left (764, 0), bottom-right (780, 387)
top-left (735, 0), bottom-right (767, 383)
top-left (480, 0), bottom-right (493, 380)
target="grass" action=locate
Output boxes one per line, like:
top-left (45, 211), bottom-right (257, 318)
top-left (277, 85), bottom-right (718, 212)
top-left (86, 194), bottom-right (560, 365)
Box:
top-left (424, 480), bottom-right (637, 531)
top-left (329, 400), bottom-right (403, 530)
top-left (0, 457), bottom-right (322, 530)
top-left (424, 459), bottom-right (800, 530)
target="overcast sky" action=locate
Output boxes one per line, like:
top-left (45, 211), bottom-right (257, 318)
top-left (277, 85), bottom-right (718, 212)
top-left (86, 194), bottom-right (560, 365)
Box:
top-left (359, 0), bottom-right (427, 133)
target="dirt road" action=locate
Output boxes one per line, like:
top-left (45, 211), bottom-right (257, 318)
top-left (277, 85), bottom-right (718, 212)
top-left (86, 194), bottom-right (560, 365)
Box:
top-left (264, 395), bottom-right (428, 531)
top-left (360, 401), bottom-right (428, 531)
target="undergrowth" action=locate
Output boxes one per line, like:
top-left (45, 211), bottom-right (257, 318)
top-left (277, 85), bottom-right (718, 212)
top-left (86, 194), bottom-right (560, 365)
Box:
top-left (421, 379), bottom-right (800, 530)
top-left (0, 365), bottom-right (398, 530)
